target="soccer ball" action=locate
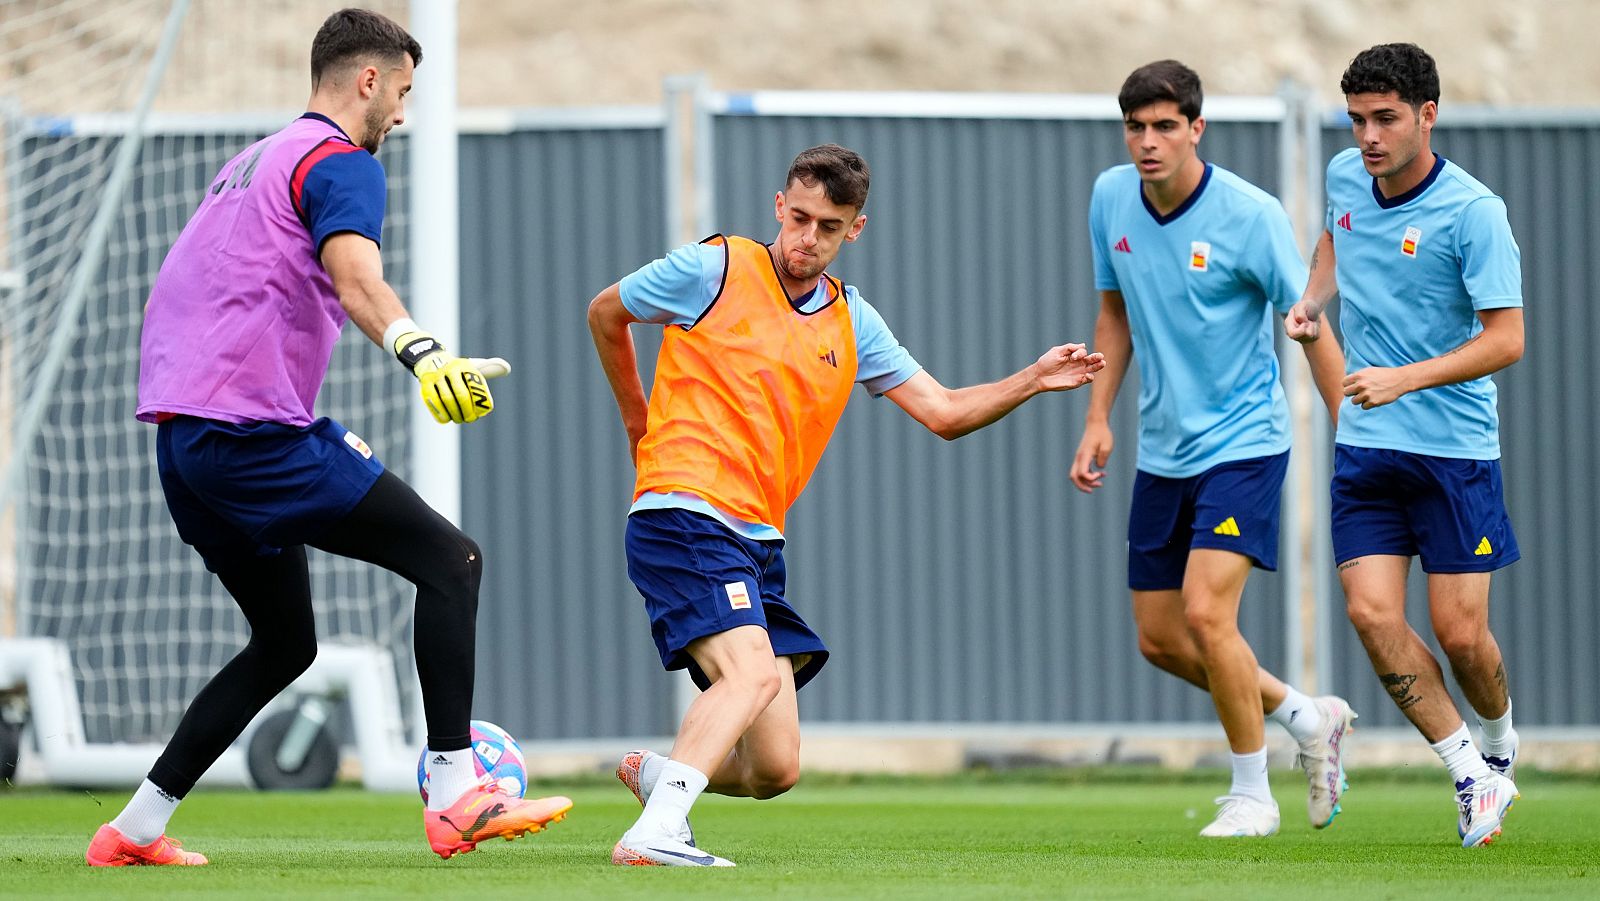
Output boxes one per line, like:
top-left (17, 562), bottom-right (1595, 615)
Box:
top-left (416, 719), bottom-right (528, 802)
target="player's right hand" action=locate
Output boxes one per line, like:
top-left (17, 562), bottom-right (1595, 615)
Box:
top-left (393, 328), bottom-right (505, 424)
top-left (1070, 421), bottom-right (1114, 493)
top-left (1284, 300), bottom-right (1321, 343)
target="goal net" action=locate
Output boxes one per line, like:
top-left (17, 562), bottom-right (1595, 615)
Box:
top-left (0, 0), bottom-right (420, 752)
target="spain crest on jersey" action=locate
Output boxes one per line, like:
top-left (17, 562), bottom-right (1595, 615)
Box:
top-left (1189, 241), bottom-right (1211, 272)
top-left (1401, 225), bottom-right (1422, 258)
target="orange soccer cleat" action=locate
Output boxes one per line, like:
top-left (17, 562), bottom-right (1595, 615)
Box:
top-left (424, 776), bottom-right (573, 860)
top-left (85, 823), bottom-right (208, 866)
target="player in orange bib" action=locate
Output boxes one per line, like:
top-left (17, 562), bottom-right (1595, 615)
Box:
top-left (589, 144), bottom-right (1105, 866)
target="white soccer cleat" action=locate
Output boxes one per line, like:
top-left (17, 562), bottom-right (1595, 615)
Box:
top-left (1199, 795), bottom-right (1280, 838)
top-left (616, 750), bottom-right (695, 847)
top-left (1294, 695), bottom-right (1357, 828)
top-left (1457, 772), bottom-right (1518, 848)
top-left (611, 833), bottom-right (735, 867)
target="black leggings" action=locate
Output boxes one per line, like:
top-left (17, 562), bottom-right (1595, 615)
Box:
top-left (148, 470), bottom-right (480, 797)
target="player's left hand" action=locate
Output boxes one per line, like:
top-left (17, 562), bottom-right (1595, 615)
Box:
top-left (1343, 366), bottom-right (1408, 409)
top-left (1034, 343), bottom-right (1107, 392)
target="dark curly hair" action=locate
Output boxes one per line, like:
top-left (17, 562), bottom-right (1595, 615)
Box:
top-left (1118, 60), bottom-right (1203, 123)
top-left (1340, 43), bottom-right (1439, 108)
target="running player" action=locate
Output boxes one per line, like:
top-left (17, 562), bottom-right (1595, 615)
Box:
top-left (1071, 60), bottom-right (1354, 838)
top-left (1284, 42), bottom-right (1523, 849)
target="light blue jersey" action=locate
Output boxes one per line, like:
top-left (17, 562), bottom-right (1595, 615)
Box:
top-left (1325, 148), bottom-right (1523, 459)
top-left (618, 240), bottom-right (922, 539)
top-left (1090, 163), bottom-right (1307, 477)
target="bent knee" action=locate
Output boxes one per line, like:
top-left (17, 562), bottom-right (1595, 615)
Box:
top-left (444, 532), bottom-right (484, 585)
top-left (1181, 604), bottom-right (1238, 645)
top-left (250, 635), bottom-right (317, 685)
top-left (417, 531), bottom-right (483, 607)
top-left (749, 763), bottom-right (800, 800)
top-left (1137, 634), bottom-right (1191, 675)
top-left (1345, 596), bottom-right (1404, 636)
top-left (1435, 626), bottom-right (1490, 661)
top-left (732, 665), bottom-right (783, 707)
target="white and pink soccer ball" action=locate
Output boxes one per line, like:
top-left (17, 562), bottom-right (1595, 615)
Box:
top-left (416, 719), bottom-right (528, 801)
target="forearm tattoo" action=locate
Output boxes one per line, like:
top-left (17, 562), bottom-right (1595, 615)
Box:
top-left (1381, 672), bottom-right (1422, 710)
top-left (1443, 332), bottom-right (1482, 358)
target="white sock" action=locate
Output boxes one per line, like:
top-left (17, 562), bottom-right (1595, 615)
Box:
top-left (109, 779), bottom-right (181, 846)
top-left (639, 751), bottom-right (668, 801)
top-left (625, 759), bottom-right (707, 843)
top-left (1228, 747), bottom-right (1273, 804)
top-left (1478, 702), bottom-right (1517, 755)
top-left (425, 747), bottom-right (480, 811)
top-left (1267, 685), bottom-right (1321, 744)
top-left (1430, 723), bottom-right (1492, 784)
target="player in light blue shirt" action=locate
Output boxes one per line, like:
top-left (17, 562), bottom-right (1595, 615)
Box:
top-left (1072, 61), bottom-right (1351, 839)
top-left (1285, 43), bottom-right (1524, 847)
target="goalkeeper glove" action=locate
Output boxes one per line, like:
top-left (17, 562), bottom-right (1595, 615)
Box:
top-left (385, 319), bottom-right (509, 424)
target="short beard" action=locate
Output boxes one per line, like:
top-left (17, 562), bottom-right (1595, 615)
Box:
top-left (779, 255), bottom-right (823, 283)
top-left (1373, 148), bottom-right (1416, 180)
top-left (359, 104), bottom-right (387, 154)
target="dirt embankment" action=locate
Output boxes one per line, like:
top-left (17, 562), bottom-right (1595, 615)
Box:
top-left (8, 1), bottom-right (1594, 116)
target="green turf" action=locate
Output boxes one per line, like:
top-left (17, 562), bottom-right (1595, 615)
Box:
top-left (4, 771), bottom-right (1597, 899)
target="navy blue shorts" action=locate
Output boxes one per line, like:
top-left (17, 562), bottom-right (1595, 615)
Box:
top-left (1331, 445), bottom-right (1519, 573)
top-left (625, 508), bottom-right (829, 691)
top-left (156, 415), bottom-right (384, 572)
top-left (1127, 451), bottom-right (1289, 591)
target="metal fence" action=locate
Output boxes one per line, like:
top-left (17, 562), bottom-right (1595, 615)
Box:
top-left (694, 91), bottom-right (1294, 726)
top-left (455, 109), bottom-right (675, 739)
top-left (12, 93), bottom-right (1598, 753)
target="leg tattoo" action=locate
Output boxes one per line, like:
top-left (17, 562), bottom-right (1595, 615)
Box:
top-left (1380, 672), bottom-right (1422, 710)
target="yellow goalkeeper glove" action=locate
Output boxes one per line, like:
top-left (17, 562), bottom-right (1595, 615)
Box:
top-left (387, 320), bottom-right (509, 424)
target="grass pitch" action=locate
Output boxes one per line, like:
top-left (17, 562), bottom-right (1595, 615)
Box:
top-left (4, 769), bottom-right (1597, 899)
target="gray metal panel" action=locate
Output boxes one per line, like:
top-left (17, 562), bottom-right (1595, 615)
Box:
top-left (458, 126), bottom-right (674, 739)
top-left (711, 114), bottom-right (1287, 724)
top-left (1318, 120), bottom-right (1600, 728)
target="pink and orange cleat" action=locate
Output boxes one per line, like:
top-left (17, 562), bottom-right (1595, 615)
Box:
top-left (424, 776), bottom-right (573, 860)
top-left (85, 823), bottom-right (208, 866)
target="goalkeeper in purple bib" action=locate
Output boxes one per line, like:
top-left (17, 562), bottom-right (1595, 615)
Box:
top-left (86, 9), bottom-right (569, 867)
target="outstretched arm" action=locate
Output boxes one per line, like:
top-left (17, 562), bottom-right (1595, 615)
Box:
top-left (1285, 229), bottom-right (1338, 343)
top-left (586, 282), bottom-right (650, 463)
top-left (324, 233), bottom-right (503, 424)
top-left (884, 343), bottom-right (1105, 441)
top-left (1344, 307), bottom-right (1523, 409)
top-left (1069, 290), bottom-right (1132, 493)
